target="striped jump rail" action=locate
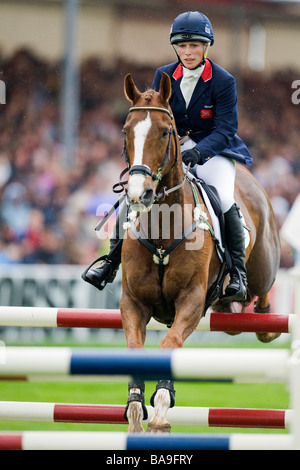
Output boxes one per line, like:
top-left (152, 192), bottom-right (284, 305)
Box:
top-left (0, 306), bottom-right (294, 333)
top-left (0, 401), bottom-right (292, 429)
top-left (0, 347), bottom-right (289, 382)
top-left (0, 431), bottom-right (292, 450)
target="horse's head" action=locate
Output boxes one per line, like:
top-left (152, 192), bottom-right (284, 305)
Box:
top-left (123, 73), bottom-right (179, 212)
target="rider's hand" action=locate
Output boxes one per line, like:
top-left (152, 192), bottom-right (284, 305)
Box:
top-left (182, 148), bottom-right (202, 167)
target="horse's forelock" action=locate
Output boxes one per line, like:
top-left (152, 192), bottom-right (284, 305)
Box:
top-left (142, 89), bottom-right (155, 103)
top-left (138, 88), bottom-right (168, 109)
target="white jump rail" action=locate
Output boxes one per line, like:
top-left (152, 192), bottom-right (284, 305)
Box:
top-left (0, 306), bottom-right (295, 333)
top-left (0, 347), bottom-right (289, 383)
top-left (0, 431), bottom-right (293, 450)
top-left (0, 401), bottom-right (293, 429)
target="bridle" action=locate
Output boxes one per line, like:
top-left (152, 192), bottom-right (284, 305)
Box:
top-left (122, 105), bottom-right (179, 183)
top-left (114, 104), bottom-right (190, 200)
top-left (96, 104), bottom-right (192, 235)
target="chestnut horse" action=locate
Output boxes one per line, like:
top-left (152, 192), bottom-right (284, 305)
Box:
top-left (120, 73), bottom-right (280, 433)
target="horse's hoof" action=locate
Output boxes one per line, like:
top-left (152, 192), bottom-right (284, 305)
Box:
top-left (127, 424), bottom-right (144, 433)
top-left (146, 422), bottom-right (171, 434)
top-left (256, 332), bottom-right (281, 343)
top-left (225, 331), bottom-right (241, 336)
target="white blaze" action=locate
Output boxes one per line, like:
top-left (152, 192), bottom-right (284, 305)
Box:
top-left (129, 112), bottom-right (152, 201)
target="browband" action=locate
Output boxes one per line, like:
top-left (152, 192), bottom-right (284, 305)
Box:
top-left (128, 106), bottom-right (174, 120)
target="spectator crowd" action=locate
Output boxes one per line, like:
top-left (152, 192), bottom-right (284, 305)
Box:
top-left (0, 48), bottom-right (299, 268)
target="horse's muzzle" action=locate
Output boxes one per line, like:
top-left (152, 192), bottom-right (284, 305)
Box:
top-left (141, 189), bottom-right (154, 206)
top-left (127, 170), bottom-right (156, 212)
top-left (130, 188), bottom-right (154, 213)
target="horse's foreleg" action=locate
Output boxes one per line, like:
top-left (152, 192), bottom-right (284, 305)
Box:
top-left (124, 380), bottom-right (148, 433)
top-left (147, 285), bottom-right (205, 433)
top-left (160, 284), bottom-right (206, 349)
top-left (120, 293), bottom-right (151, 432)
top-left (120, 294), bottom-right (149, 348)
top-left (147, 380), bottom-right (175, 433)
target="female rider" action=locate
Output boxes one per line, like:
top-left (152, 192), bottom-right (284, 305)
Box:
top-left (82, 11), bottom-right (251, 302)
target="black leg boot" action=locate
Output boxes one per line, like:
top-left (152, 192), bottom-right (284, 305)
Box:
top-left (223, 203), bottom-right (248, 302)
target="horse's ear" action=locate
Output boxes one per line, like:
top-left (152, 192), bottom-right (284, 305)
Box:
top-left (159, 72), bottom-right (172, 103)
top-left (124, 74), bottom-right (141, 104)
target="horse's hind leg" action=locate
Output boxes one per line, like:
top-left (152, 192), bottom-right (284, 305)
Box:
top-left (147, 380), bottom-right (175, 433)
top-left (254, 292), bottom-right (281, 343)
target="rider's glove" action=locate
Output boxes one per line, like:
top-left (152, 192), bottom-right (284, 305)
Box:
top-left (182, 148), bottom-right (202, 167)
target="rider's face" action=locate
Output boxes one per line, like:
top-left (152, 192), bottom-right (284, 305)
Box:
top-left (175, 41), bottom-right (207, 69)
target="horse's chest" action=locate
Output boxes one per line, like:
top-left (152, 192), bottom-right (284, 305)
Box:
top-left (127, 258), bottom-right (186, 303)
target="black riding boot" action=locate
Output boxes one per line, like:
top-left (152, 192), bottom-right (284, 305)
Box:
top-left (223, 203), bottom-right (248, 302)
top-left (81, 201), bottom-right (127, 291)
top-left (81, 238), bottom-right (123, 291)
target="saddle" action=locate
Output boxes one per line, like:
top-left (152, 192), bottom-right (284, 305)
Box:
top-left (187, 168), bottom-right (250, 258)
top-left (187, 169), bottom-right (250, 312)
top-left (187, 169), bottom-right (227, 262)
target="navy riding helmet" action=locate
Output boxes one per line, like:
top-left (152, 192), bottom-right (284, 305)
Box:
top-left (170, 11), bottom-right (214, 46)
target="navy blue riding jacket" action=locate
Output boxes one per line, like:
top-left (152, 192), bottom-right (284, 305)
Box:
top-left (152, 59), bottom-right (252, 166)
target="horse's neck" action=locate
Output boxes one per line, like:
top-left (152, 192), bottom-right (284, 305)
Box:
top-left (147, 163), bottom-right (188, 243)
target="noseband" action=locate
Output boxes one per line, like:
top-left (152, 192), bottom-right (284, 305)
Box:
top-left (123, 106), bottom-right (178, 182)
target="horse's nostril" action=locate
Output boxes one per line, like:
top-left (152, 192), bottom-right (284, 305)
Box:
top-left (141, 189), bottom-right (154, 205)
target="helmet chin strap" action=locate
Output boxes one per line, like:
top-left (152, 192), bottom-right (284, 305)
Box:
top-left (203, 42), bottom-right (210, 59)
top-left (172, 42), bottom-right (210, 70)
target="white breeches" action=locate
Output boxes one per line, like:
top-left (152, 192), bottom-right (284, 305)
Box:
top-left (181, 139), bottom-right (236, 213)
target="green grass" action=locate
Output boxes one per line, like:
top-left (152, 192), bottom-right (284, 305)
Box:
top-left (0, 336), bottom-right (291, 435)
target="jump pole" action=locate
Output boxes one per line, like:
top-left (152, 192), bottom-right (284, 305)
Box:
top-left (0, 306), bottom-right (294, 333)
top-left (0, 431), bottom-right (292, 450)
top-left (290, 263), bottom-right (300, 449)
top-left (0, 401), bottom-right (292, 429)
top-left (0, 347), bottom-right (289, 382)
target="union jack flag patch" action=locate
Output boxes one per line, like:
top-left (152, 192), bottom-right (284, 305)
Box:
top-left (205, 26), bottom-right (211, 34)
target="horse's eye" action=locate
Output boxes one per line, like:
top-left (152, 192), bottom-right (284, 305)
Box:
top-left (162, 129), bottom-right (169, 139)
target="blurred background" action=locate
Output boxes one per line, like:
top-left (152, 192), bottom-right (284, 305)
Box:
top-left (0, 0), bottom-right (299, 318)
